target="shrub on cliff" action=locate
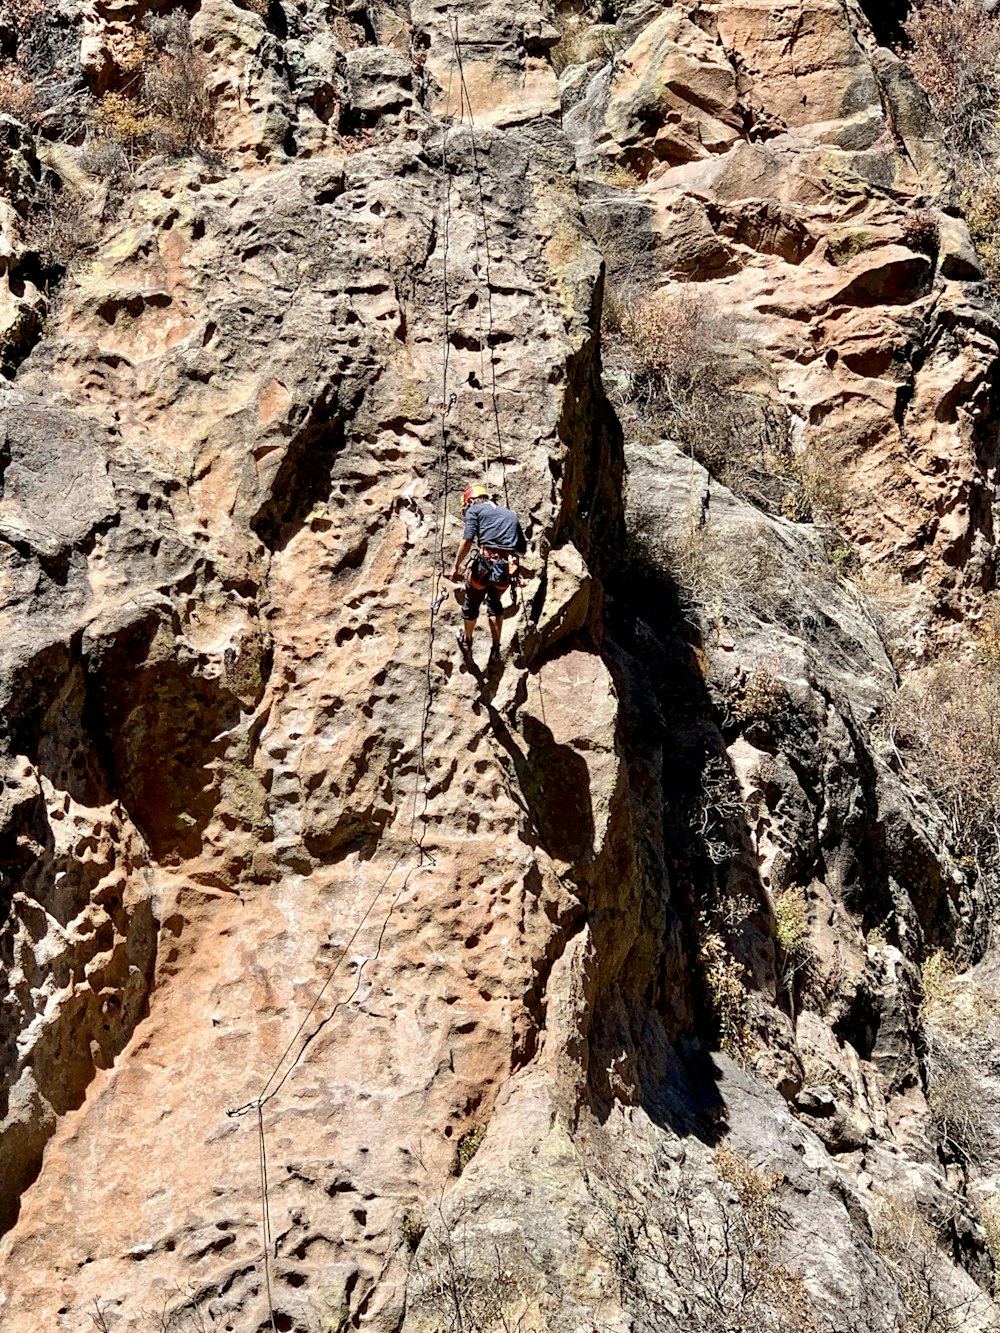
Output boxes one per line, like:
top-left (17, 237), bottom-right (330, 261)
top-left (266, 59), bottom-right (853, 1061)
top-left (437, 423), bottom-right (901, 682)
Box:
top-left (609, 288), bottom-right (847, 525)
top-left (589, 1145), bottom-right (881, 1333)
top-left (873, 1198), bottom-right (982, 1331)
top-left (883, 649), bottom-right (1000, 893)
top-left (89, 16), bottom-right (212, 165)
top-left (614, 289), bottom-right (786, 493)
top-left (904, 0), bottom-right (1000, 163)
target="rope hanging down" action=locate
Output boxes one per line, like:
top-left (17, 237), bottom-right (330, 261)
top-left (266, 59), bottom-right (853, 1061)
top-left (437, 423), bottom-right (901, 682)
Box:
top-left (226, 18), bottom-right (521, 1329)
top-left (226, 30), bottom-right (465, 1333)
top-left (448, 14), bottom-right (510, 510)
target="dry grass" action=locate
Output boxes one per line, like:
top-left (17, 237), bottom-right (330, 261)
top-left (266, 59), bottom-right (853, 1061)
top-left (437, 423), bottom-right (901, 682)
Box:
top-left (551, 23), bottom-right (624, 75)
top-left (0, 0), bottom-right (44, 24)
top-left (715, 1145), bottom-right (781, 1228)
top-left (920, 950), bottom-right (959, 1024)
top-left (967, 182), bottom-right (1000, 286)
top-left (91, 90), bottom-right (160, 156)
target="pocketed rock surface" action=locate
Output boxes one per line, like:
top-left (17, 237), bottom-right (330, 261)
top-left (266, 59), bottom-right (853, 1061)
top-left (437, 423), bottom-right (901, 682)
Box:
top-left (3, 2), bottom-right (1000, 1331)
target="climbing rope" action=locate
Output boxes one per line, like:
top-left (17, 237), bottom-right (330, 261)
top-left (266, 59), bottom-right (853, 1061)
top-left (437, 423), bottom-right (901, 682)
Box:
top-left (225, 18), bottom-right (541, 1328)
top-left (226, 38), bottom-right (466, 1332)
top-left (226, 846), bottom-right (418, 1327)
top-left (448, 14), bottom-right (511, 511)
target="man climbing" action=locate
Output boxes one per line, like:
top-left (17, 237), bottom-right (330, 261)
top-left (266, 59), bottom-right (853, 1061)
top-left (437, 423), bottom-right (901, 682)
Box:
top-left (449, 483), bottom-right (526, 666)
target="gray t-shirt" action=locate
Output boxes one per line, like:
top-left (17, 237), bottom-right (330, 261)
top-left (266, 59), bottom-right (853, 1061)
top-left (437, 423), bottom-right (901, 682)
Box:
top-left (463, 501), bottom-right (525, 552)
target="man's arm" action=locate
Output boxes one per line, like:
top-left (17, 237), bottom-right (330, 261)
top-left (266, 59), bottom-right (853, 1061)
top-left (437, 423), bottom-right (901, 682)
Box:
top-left (450, 537), bottom-right (473, 581)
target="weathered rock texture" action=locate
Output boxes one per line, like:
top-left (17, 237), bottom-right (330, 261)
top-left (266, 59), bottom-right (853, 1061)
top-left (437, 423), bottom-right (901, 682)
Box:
top-left (3, 1), bottom-right (1000, 1332)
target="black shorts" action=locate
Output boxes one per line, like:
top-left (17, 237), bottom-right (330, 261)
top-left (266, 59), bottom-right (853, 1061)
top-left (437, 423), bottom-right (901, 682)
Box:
top-left (461, 579), bottom-right (504, 620)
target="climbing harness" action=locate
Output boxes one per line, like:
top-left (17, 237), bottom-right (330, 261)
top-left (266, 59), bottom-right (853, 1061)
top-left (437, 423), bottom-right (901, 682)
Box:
top-left (466, 546), bottom-right (520, 599)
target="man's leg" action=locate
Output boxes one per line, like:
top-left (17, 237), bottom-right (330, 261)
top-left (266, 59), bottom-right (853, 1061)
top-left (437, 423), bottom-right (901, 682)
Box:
top-left (460, 580), bottom-right (484, 650)
top-left (486, 589), bottom-right (504, 659)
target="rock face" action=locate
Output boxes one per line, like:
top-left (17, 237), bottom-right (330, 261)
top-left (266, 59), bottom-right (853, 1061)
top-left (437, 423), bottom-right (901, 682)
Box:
top-left (569, 0), bottom-right (998, 637)
top-left (3, 2), bottom-right (1000, 1332)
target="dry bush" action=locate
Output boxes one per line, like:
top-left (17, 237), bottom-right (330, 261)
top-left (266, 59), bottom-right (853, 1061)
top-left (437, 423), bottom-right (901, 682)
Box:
top-left (602, 161), bottom-right (642, 189)
top-left (551, 22), bottom-right (623, 75)
top-left (0, 62), bottom-right (35, 119)
top-left (902, 206), bottom-right (940, 257)
top-left (774, 889), bottom-right (809, 957)
top-left (647, 521), bottom-right (832, 643)
top-left (967, 182), bottom-right (1000, 286)
top-left (920, 950), bottom-right (959, 1026)
top-left (904, 0), bottom-right (1000, 163)
top-left (106, 27), bottom-right (153, 75)
top-left (456, 1123), bottom-right (485, 1173)
top-left (407, 1211), bottom-right (542, 1333)
top-left (22, 178), bottom-right (97, 273)
top-left (141, 13), bottom-right (213, 153)
top-left (695, 754), bottom-right (746, 867)
top-left (976, 1195), bottom-right (1000, 1295)
top-left (699, 924), bottom-right (752, 1061)
top-left (0, 0), bottom-right (44, 28)
top-left (883, 656), bottom-right (1000, 883)
top-left (873, 1199), bottom-right (982, 1332)
top-left (917, 953), bottom-right (996, 1166)
top-left (89, 13), bottom-right (212, 164)
top-left (91, 89), bottom-right (160, 161)
top-left (613, 289), bottom-right (791, 498)
top-left (725, 665), bottom-right (789, 728)
top-left (592, 1148), bottom-right (826, 1333)
top-left (781, 436), bottom-right (850, 522)
top-left (924, 1030), bottom-right (992, 1165)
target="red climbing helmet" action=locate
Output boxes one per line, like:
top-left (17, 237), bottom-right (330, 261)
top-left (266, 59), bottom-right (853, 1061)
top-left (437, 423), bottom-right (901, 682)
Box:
top-left (462, 483), bottom-right (490, 510)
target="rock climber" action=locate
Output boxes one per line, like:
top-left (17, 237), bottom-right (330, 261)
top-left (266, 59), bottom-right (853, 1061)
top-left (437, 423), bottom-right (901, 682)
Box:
top-left (449, 483), bottom-right (526, 665)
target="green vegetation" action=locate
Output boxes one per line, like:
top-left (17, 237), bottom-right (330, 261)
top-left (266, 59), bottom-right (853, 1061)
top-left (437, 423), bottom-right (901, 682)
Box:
top-left (456, 1123), bottom-right (486, 1172)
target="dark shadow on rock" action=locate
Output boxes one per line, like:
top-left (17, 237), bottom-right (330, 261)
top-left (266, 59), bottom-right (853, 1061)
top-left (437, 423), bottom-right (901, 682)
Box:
top-left (82, 606), bottom-right (244, 863)
top-left (857, 0), bottom-right (910, 46)
top-left (520, 711), bottom-right (596, 864)
top-left (251, 387), bottom-right (345, 553)
top-left (482, 687), bottom-right (595, 869)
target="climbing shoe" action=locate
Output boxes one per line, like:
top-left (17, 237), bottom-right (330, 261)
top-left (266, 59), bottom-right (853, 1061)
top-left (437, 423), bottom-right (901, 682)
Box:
top-left (488, 644), bottom-right (502, 667)
top-left (456, 627), bottom-right (473, 656)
